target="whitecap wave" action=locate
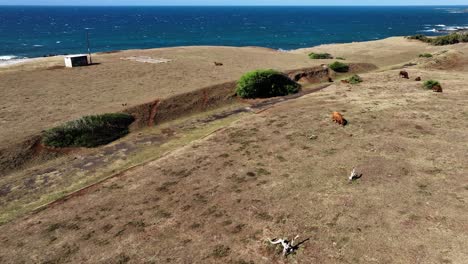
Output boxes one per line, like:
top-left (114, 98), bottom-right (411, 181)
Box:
top-left (0, 55), bottom-right (20, 61)
top-left (419, 28), bottom-right (439, 33)
top-left (0, 55), bottom-right (39, 68)
top-left (445, 26), bottom-right (468, 31)
top-left (419, 24), bottom-right (468, 33)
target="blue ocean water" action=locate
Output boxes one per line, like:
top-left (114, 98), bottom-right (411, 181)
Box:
top-left (1, 6), bottom-right (468, 59)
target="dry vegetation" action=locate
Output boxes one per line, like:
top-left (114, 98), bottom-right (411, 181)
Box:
top-left (0, 38), bottom-right (468, 263)
top-left (0, 46), bottom-right (316, 146)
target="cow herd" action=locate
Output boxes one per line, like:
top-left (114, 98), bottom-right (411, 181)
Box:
top-left (332, 70), bottom-right (443, 127)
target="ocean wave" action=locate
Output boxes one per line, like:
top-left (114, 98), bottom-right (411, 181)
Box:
top-left (0, 55), bottom-right (20, 61)
top-left (419, 28), bottom-right (439, 33)
top-left (444, 26), bottom-right (468, 31)
top-left (0, 55), bottom-right (36, 68)
top-left (419, 25), bottom-right (468, 33)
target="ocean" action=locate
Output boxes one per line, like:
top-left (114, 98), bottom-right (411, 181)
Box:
top-left (1, 6), bottom-right (468, 63)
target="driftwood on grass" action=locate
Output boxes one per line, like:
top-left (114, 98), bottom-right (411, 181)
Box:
top-left (269, 235), bottom-right (300, 256)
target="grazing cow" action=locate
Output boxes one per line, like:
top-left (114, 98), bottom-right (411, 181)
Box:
top-left (432, 85), bottom-right (443, 93)
top-left (214, 62), bottom-right (223, 66)
top-left (415, 77), bottom-right (422, 81)
top-left (332, 111), bottom-right (347, 126)
top-left (341, 80), bottom-right (349, 84)
top-left (399, 71), bottom-right (409, 79)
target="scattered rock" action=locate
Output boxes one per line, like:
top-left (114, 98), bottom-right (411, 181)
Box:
top-left (214, 62), bottom-right (223, 66)
top-left (415, 77), bottom-right (421, 81)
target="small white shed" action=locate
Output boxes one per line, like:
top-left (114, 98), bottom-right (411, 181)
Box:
top-left (64, 54), bottom-right (89, 68)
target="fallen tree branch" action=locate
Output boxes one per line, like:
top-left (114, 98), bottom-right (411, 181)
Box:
top-left (269, 235), bottom-right (300, 256)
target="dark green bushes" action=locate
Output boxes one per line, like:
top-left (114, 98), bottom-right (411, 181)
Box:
top-left (308, 52), bottom-right (333, 59)
top-left (419, 53), bottom-right (433, 58)
top-left (406, 34), bottom-right (431, 42)
top-left (423, 80), bottom-right (440, 89)
top-left (406, 33), bottom-right (468, 46)
top-left (329, 61), bottom-right (350, 73)
top-left (236, 69), bottom-right (301, 98)
top-left (431, 33), bottom-right (462, 45)
top-left (42, 113), bottom-right (135, 148)
top-left (347, 74), bottom-right (363, 84)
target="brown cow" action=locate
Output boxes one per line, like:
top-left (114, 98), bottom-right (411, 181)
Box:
top-left (415, 77), bottom-right (421, 81)
top-left (432, 85), bottom-right (443, 92)
top-left (399, 71), bottom-right (409, 79)
top-left (341, 79), bottom-right (349, 84)
top-left (332, 111), bottom-right (347, 126)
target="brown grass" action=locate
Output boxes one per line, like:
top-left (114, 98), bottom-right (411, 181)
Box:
top-left (0, 38), bottom-right (467, 263)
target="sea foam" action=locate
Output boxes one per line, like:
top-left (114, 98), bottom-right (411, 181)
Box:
top-left (0, 55), bottom-right (36, 68)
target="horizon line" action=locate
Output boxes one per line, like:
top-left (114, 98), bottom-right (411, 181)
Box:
top-left (1, 4), bottom-right (468, 7)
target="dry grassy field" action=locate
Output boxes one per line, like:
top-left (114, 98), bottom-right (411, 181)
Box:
top-left (0, 38), bottom-right (467, 263)
top-left (0, 46), bottom-right (318, 146)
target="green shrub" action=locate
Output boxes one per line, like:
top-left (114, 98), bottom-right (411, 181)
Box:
top-left (308, 52), bottom-right (333, 59)
top-left (42, 113), bottom-right (135, 148)
top-left (419, 53), bottom-right (433, 58)
top-left (347, 74), bottom-right (363, 84)
top-left (423, 80), bottom-right (440, 90)
top-left (336, 57), bottom-right (346, 60)
top-left (407, 33), bottom-right (468, 46)
top-left (459, 33), bottom-right (468, 42)
top-left (406, 34), bottom-right (431, 43)
top-left (236, 69), bottom-right (301, 98)
top-left (329, 61), bottom-right (350, 73)
top-left (431, 33), bottom-right (461, 46)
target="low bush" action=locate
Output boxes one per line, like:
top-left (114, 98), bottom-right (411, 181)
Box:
top-left (236, 69), bottom-right (301, 98)
top-left (42, 113), bottom-right (135, 148)
top-left (419, 53), bottom-right (433, 58)
top-left (431, 33), bottom-right (462, 46)
top-left (336, 57), bottom-right (346, 60)
top-left (347, 74), bottom-right (363, 84)
top-left (406, 33), bottom-right (468, 46)
top-left (423, 80), bottom-right (441, 90)
top-left (406, 34), bottom-right (431, 42)
top-left (329, 61), bottom-right (349, 73)
top-left (308, 52), bottom-right (333, 59)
